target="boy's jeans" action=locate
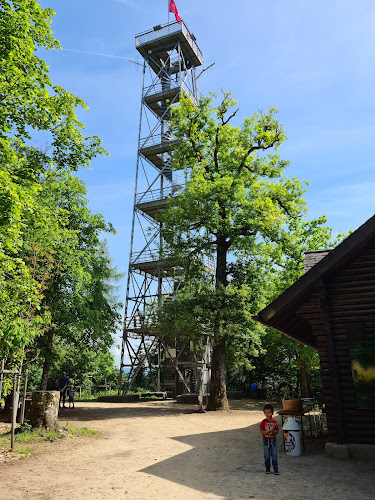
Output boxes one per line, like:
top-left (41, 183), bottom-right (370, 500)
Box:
top-left (263, 438), bottom-right (278, 472)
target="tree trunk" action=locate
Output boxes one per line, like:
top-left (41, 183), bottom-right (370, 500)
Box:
top-left (216, 235), bottom-right (228, 287)
top-left (39, 327), bottom-right (54, 390)
top-left (205, 236), bottom-right (230, 411)
top-left (299, 344), bottom-right (309, 398)
top-left (28, 391), bottom-right (60, 431)
top-left (206, 336), bottom-right (229, 411)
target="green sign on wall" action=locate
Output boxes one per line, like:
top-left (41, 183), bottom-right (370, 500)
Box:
top-left (349, 339), bottom-right (375, 410)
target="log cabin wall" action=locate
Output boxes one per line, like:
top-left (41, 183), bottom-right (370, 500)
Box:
top-left (297, 294), bottom-right (343, 443)
top-left (255, 218), bottom-right (375, 446)
top-left (325, 241), bottom-right (375, 445)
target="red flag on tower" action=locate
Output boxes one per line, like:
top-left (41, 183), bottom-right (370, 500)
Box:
top-left (169, 0), bottom-right (182, 25)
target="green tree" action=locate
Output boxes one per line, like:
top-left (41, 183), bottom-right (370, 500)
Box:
top-left (0, 0), bottom-right (104, 170)
top-left (157, 93), bottom-right (333, 410)
top-left (215, 214), bottom-right (347, 401)
top-left (0, 0), bottom-right (106, 374)
top-left (49, 346), bottom-right (119, 392)
top-left (21, 172), bottom-right (122, 389)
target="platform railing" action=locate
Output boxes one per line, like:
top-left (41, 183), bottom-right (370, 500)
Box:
top-left (139, 132), bottom-right (181, 150)
top-left (131, 248), bottom-right (183, 266)
top-left (135, 20), bottom-right (203, 65)
top-left (131, 248), bottom-right (214, 274)
top-left (143, 80), bottom-right (180, 99)
top-left (136, 184), bottom-right (185, 205)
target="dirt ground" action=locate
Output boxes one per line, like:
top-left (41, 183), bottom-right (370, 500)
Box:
top-left (1, 399), bottom-right (375, 500)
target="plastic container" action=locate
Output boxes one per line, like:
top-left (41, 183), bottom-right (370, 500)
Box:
top-left (319, 411), bottom-right (328, 434)
top-left (282, 416), bottom-right (301, 456)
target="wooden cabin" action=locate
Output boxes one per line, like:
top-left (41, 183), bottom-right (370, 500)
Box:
top-left (254, 215), bottom-right (375, 456)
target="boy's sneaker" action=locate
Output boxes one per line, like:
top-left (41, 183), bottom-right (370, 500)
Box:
top-left (274, 471), bottom-right (280, 475)
top-left (265, 470), bottom-right (271, 474)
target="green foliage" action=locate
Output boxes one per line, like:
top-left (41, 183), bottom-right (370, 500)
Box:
top-left (43, 430), bottom-right (59, 441)
top-left (0, 0), bottom-right (105, 167)
top-left (45, 346), bottom-right (120, 392)
top-left (16, 421), bottom-right (33, 434)
top-left (157, 280), bottom-right (263, 372)
top-left (15, 429), bottom-right (39, 444)
top-left (24, 173), bottom-right (123, 388)
top-left (14, 446), bottom-right (34, 458)
top-left (226, 222), bottom-right (347, 401)
top-left (228, 330), bottom-right (322, 401)
top-left (157, 92), bottom-right (341, 408)
top-left (0, 1), bottom-right (118, 395)
top-left (65, 426), bottom-right (98, 438)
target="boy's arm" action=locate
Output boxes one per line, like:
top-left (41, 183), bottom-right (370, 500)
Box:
top-left (270, 422), bottom-right (279, 435)
top-left (259, 421), bottom-right (270, 436)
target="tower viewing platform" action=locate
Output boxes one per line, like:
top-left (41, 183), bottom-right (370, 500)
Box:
top-left (136, 184), bottom-right (184, 219)
top-left (131, 249), bottom-right (185, 276)
top-left (143, 81), bottom-right (180, 118)
top-left (135, 20), bottom-right (204, 71)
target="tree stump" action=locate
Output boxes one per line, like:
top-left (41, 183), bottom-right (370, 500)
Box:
top-left (27, 391), bottom-right (60, 431)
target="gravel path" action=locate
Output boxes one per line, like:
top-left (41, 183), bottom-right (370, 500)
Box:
top-left (1, 399), bottom-right (374, 500)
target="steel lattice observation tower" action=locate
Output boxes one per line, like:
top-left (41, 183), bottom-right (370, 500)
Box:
top-left (119, 19), bottom-right (214, 397)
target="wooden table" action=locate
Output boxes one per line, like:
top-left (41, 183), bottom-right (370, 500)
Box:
top-left (277, 406), bottom-right (314, 451)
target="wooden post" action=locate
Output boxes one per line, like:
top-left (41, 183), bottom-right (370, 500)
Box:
top-left (11, 373), bottom-right (18, 449)
top-left (299, 343), bottom-right (309, 398)
top-left (157, 341), bottom-right (161, 392)
top-left (0, 359), bottom-right (4, 407)
top-left (20, 369), bottom-right (28, 425)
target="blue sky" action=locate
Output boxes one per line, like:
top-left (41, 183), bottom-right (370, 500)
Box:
top-left (38, 0), bottom-right (375, 360)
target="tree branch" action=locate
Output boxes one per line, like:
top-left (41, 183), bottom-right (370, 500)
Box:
top-left (186, 116), bottom-right (203, 163)
top-left (275, 198), bottom-right (300, 219)
top-left (238, 130), bottom-right (282, 173)
top-left (214, 126), bottom-right (219, 171)
top-left (222, 108), bottom-right (238, 126)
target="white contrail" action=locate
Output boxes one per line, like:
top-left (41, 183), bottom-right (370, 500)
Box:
top-left (63, 48), bottom-right (133, 61)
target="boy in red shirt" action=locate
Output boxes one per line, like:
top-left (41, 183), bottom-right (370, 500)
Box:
top-left (259, 403), bottom-right (279, 475)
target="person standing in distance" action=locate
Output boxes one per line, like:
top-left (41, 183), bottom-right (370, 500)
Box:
top-left (56, 372), bottom-right (70, 408)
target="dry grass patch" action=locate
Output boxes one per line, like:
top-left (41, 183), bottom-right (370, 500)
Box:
top-left (0, 421), bottom-right (98, 462)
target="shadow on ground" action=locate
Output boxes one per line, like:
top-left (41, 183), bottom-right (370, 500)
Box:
top-left (139, 420), bottom-right (375, 500)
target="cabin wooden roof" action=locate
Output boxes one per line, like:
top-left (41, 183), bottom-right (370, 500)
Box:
top-left (253, 214), bottom-right (375, 348)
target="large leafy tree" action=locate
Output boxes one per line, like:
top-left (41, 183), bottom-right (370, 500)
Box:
top-left (0, 0), bottom-right (106, 372)
top-left (157, 93), bottom-right (333, 410)
top-left (21, 172), bottom-right (122, 389)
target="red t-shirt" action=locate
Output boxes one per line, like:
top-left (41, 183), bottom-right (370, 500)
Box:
top-left (260, 418), bottom-right (279, 439)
